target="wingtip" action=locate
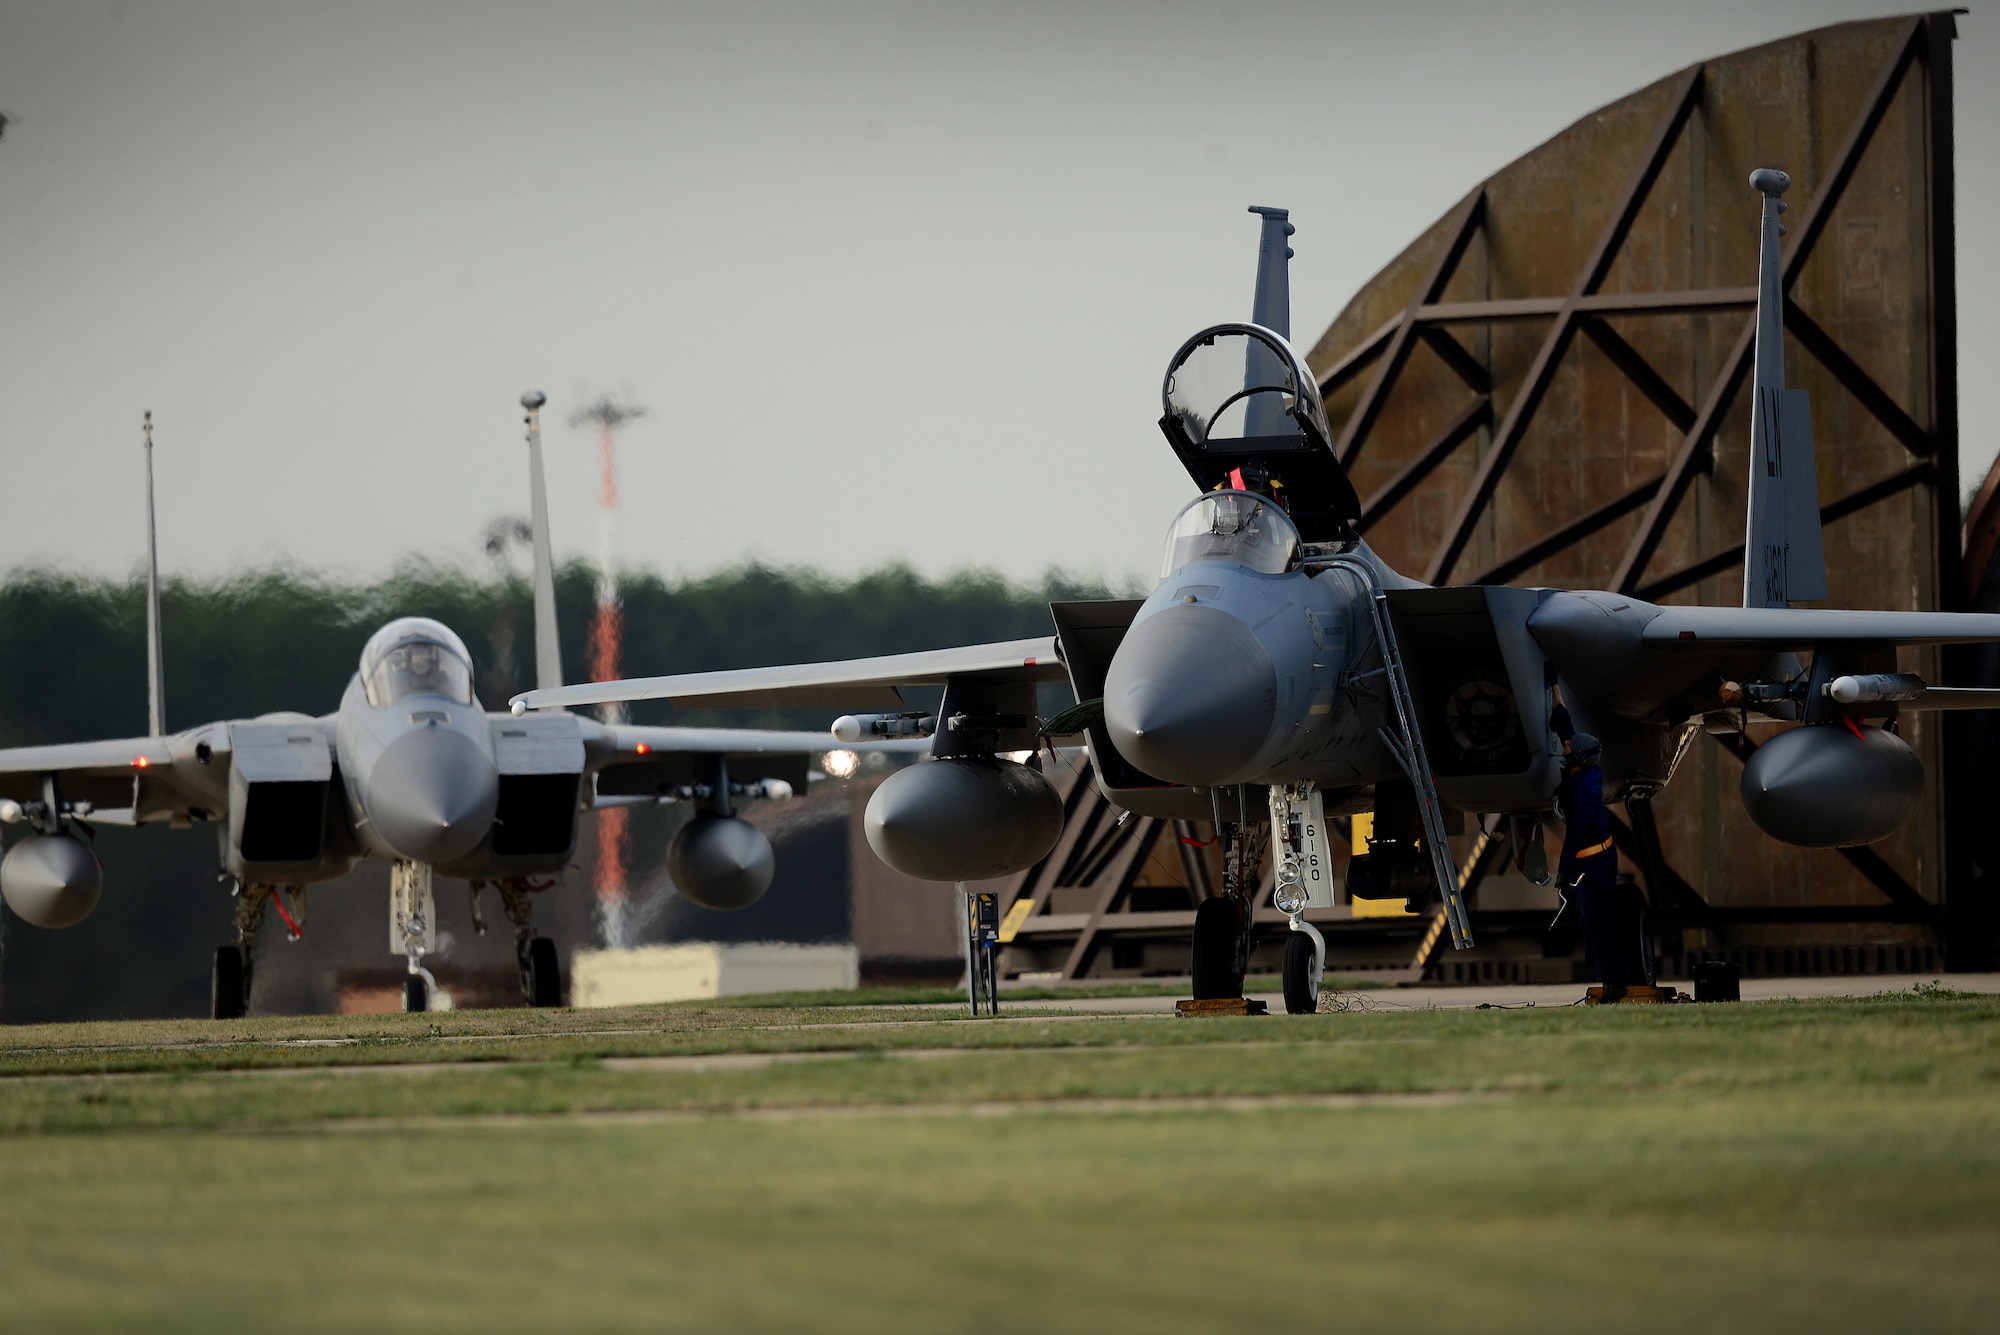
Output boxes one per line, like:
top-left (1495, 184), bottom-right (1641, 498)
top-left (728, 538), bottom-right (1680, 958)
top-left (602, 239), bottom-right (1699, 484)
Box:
top-left (1749, 167), bottom-right (1791, 197)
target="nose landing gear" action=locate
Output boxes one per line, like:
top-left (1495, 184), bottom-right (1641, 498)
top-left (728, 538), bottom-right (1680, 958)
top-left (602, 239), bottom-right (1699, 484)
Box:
top-left (1270, 783), bottom-right (1335, 1014)
top-left (390, 860), bottom-right (438, 1012)
top-left (1281, 920), bottom-right (1325, 1014)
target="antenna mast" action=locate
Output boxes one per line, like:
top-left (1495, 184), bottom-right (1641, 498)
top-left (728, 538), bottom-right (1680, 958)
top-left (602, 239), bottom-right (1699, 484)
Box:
top-left (142, 411), bottom-right (166, 736)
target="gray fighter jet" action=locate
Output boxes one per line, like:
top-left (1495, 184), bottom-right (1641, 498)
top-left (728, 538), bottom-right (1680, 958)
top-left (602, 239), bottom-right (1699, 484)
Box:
top-left (0, 393), bottom-right (915, 1016)
top-left (513, 178), bottom-right (2000, 1013)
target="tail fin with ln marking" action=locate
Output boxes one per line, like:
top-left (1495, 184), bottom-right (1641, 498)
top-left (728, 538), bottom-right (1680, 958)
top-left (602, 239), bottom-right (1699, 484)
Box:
top-left (1742, 168), bottom-right (1828, 608)
top-left (520, 390), bottom-right (565, 692)
top-left (1247, 204), bottom-right (1294, 338)
top-left (1243, 206), bottom-right (1297, 440)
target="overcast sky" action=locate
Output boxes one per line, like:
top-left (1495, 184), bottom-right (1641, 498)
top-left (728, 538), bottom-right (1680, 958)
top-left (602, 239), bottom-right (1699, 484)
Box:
top-left (2, 1), bottom-right (1991, 589)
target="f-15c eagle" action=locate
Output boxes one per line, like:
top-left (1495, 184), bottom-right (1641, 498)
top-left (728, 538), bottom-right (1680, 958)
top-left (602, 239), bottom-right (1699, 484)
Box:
top-left (515, 178), bottom-right (2000, 1014)
top-left (0, 393), bottom-right (915, 1017)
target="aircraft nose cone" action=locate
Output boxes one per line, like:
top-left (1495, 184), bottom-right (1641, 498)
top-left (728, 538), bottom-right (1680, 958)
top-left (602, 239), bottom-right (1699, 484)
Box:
top-left (368, 727), bottom-right (498, 863)
top-left (1103, 604), bottom-right (1276, 787)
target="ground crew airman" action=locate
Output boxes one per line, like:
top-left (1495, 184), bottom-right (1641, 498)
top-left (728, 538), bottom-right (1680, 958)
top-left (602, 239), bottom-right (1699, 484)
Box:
top-left (1550, 688), bottom-right (1626, 1003)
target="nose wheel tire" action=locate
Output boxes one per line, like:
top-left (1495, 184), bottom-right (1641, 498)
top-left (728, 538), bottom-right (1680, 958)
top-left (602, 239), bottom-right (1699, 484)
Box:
top-left (1282, 932), bottom-right (1320, 1014)
top-left (1191, 897), bottom-right (1246, 999)
top-left (403, 975), bottom-right (430, 1013)
top-left (525, 936), bottom-right (562, 1007)
top-left (211, 946), bottom-right (247, 1020)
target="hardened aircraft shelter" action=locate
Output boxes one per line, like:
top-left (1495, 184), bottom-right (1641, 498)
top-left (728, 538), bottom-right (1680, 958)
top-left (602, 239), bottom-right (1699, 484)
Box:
top-left (996, 12), bottom-right (1988, 984)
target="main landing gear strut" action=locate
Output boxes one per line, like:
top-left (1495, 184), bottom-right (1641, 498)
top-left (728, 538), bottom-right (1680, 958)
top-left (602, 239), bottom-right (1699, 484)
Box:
top-left (470, 878), bottom-right (563, 1008)
top-left (1191, 800), bottom-right (1267, 1001)
top-left (212, 881), bottom-right (304, 1020)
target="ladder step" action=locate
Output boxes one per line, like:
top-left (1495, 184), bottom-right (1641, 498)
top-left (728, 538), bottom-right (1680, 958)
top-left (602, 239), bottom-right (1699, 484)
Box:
top-left (1324, 556), bottom-right (1475, 951)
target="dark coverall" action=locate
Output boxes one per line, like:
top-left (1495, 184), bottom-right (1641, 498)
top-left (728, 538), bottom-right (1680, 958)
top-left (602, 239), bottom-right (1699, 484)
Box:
top-left (1552, 733), bottom-right (1626, 995)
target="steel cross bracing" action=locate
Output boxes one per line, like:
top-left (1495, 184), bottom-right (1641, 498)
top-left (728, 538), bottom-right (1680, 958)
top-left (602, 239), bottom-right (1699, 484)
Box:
top-left (1314, 13), bottom-right (1955, 601)
top-left (1613, 15), bottom-right (1953, 600)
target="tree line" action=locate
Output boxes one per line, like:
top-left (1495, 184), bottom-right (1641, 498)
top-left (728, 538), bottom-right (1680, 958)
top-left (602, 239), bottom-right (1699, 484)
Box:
top-left (0, 559), bottom-right (1123, 1021)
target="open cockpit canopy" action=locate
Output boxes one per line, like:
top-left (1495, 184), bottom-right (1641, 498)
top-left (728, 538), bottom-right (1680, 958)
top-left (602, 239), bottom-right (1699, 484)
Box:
top-left (1164, 323), bottom-right (1330, 448)
top-left (1158, 322), bottom-right (1360, 543)
top-left (361, 617), bottom-right (475, 707)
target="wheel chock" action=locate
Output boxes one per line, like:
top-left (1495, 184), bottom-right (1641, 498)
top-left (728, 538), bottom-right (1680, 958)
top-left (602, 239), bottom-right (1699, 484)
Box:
top-left (1175, 997), bottom-right (1269, 1017)
top-left (1584, 984), bottom-right (1681, 1005)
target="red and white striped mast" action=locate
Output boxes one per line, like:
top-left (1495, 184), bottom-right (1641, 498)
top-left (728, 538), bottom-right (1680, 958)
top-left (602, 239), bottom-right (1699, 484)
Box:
top-left (568, 394), bottom-right (646, 947)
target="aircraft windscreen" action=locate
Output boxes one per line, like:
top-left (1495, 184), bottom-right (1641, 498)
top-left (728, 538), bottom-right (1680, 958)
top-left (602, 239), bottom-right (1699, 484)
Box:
top-left (360, 618), bottom-right (475, 707)
top-left (1160, 492), bottom-right (1301, 579)
top-left (1163, 327), bottom-right (1330, 448)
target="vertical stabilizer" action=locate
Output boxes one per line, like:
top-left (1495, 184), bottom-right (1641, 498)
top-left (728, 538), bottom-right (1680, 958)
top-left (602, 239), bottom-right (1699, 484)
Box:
top-left (521, 390), bottom-right (565, 692)
top-left (1247, 205), bottom-right (1294, 338)
top-left (141, 412), bottom-right (166, 736)
top-left (1742, 169), bottom-right (1828, 607)
top-left (1243, 206), bottom-right (1297, 438)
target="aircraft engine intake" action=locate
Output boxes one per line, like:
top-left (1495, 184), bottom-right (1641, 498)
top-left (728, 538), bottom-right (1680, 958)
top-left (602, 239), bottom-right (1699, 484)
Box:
top-left (1, 832), bottom-right (104, 928)
top-left (1739, 722), bottom-right (1923, 848)
top-left (667, 813), bottom-right (775, 909)
top-left (863, 756), bottom-right (1063, 882)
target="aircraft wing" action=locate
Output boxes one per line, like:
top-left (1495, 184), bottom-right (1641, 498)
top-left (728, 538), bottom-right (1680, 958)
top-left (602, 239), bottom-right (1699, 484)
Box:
top-left (0, 725), bottom-right (233, 824)
top-left (584, 723), bottom-right (927, 802)
top-left (1530, 593), bottom-right (2000, 724)
top-left (511, 637), bottom-right (1065, 713)
top-left (604, 725), bottom-right (927, 754)
top-left (1638, 606), bottom-right (2000, 649)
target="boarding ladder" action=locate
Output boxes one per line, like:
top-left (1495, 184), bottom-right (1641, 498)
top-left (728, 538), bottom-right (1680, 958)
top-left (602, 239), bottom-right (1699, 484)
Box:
top-left (1318, 553), bottom-right (1475, 951)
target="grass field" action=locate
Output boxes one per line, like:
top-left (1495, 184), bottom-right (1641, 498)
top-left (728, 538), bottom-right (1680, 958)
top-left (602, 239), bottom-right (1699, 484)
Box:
top-left (0, 986), bottom-right (1996, 1332)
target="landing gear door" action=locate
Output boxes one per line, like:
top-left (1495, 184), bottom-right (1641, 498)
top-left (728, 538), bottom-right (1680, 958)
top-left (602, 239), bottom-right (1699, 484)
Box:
top-left (1270, 784), bottom-right (1339, 910)
top-left (1301, 788), bottom-right (1337, 909)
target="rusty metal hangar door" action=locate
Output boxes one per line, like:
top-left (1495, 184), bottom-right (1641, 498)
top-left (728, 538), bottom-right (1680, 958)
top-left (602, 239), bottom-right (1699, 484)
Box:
top-left (1306, 11), bottom-right (1970, 974)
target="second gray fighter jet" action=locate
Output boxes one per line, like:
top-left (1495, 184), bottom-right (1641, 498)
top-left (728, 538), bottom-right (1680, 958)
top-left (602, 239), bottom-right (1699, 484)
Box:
top-left (0, 393), bottom-right (916, 1016)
